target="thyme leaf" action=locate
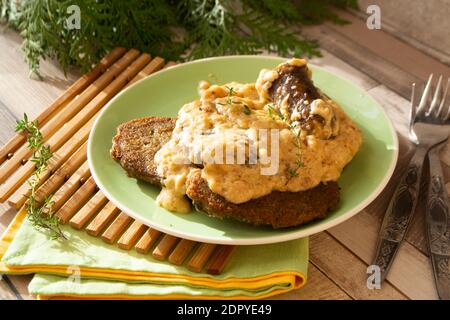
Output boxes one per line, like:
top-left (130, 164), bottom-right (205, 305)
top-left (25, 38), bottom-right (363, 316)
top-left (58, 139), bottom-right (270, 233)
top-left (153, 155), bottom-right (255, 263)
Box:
top-left (266, 105), bottom-right (304, 181)
top-left (218, 86), bottom-right (245, 108)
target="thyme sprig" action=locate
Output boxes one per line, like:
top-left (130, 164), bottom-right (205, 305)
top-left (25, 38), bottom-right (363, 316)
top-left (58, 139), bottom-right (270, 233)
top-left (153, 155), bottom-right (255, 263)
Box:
top-left (217, 86), bottom-right (239, 106)
top-left (15, 113), bottom-right (67, 240)
top-left (217, 86), bottom-right (251, 115)
top-left (225, 86), bottom-right (236, 105)
top-left (267, 104), bottom-right (304, 180)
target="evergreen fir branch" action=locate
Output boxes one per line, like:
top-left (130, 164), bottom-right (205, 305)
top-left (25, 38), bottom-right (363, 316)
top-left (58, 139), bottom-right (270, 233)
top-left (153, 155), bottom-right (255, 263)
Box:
top-left (0, 0), bottom-right (357, 76)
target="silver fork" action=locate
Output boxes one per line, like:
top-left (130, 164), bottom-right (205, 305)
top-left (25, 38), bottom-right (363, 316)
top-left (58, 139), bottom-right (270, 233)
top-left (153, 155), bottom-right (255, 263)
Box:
top-left (372, 75), bottom-right (450, 294)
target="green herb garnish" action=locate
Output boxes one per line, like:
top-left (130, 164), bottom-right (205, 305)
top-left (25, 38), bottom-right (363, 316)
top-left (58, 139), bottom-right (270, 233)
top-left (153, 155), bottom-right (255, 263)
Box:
top-left (243, 105), bottom-right (251, 115)
top-left (267, 104), bottom-right (287, 121)
top-left (288, 169), bottom-right (299, 177)
top-left (16, 113), bottom-right (67, 240)
top-left (217, 86), bottom-right (243, 107)
top-left (266, 105), bottom-right (304, 181)
top-left (225, 86), bottom-right (236, 105)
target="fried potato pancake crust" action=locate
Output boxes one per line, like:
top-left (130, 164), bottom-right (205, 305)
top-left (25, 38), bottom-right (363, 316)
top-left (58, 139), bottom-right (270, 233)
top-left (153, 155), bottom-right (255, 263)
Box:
top-left (111, 116), bottom-right (340, 228)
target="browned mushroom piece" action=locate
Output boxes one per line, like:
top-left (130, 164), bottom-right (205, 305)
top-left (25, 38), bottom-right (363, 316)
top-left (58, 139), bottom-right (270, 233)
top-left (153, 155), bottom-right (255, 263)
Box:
top-left (269, 61), bottom-right (338, 139)
top-left (269, 63), bottom-right (321, 110)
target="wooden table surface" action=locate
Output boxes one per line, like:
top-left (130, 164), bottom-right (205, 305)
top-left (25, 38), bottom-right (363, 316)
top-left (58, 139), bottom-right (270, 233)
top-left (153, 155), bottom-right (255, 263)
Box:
top-left (1, 10), bottom-right (450, 300)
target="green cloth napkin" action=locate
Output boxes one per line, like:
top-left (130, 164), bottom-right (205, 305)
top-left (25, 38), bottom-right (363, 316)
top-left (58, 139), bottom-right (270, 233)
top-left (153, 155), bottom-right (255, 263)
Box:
top-left (1, 213), bottom-right (308, 299)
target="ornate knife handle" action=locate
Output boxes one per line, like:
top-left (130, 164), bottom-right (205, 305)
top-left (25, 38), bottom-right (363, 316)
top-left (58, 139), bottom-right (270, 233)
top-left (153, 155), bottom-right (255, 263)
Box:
top-left (426, 147), bottom-right (450, 300)
top-left (373, 147), bottom-right (427, 281)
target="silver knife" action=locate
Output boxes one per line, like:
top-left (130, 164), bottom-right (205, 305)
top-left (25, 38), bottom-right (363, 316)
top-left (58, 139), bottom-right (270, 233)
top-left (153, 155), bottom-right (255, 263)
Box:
top-left (425, 145), bottom-right (450, 300)
top-left (372, 147), bottom-right (427, 282)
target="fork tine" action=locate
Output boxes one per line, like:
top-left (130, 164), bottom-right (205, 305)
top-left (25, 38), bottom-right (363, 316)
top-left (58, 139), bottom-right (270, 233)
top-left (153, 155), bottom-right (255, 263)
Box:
top-left (416, 74), bottom-right (434, 117)
top-left (428, 75), bottom-right (443, 119)
top-left (408, 83), bottom-right (420, 143)
top-left (439, 77), bottom-right (450, 120)
top-left (445, 103), bottom-right (450, 121)
top-left (409, 83), bottom-right (417, 129)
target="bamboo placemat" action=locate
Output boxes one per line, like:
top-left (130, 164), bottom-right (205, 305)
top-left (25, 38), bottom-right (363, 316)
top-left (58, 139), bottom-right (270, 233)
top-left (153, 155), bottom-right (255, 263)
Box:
top-left (0, 48), bottom-right (235, 275)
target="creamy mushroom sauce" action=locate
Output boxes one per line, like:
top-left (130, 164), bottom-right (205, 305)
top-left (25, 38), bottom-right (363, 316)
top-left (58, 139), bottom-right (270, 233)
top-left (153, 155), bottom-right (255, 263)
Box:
top-left (154, 59), bottom-right (362, 213)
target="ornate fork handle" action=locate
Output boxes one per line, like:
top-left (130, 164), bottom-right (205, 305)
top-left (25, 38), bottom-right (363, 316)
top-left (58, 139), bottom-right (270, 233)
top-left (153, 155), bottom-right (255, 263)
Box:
top-left (426, 146), bottom-right (450, 300)
top-left (373, 147), bottom-right (427, 280)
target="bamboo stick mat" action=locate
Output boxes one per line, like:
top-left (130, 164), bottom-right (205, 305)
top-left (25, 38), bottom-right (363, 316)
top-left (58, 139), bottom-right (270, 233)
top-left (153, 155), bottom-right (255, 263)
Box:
top-left (0, 48), bottom-right (235, 275)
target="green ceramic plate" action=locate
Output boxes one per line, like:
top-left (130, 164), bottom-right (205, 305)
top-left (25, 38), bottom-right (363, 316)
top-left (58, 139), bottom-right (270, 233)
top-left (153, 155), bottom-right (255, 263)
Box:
top-left (88, 56), bottom-right (398, 245)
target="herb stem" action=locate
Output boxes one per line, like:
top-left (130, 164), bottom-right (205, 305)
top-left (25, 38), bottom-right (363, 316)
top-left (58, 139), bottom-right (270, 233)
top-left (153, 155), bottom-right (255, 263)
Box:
top-left (16, 113), bottom-right (67, 240)
top-left (267, 105), bottom-right (303, 181)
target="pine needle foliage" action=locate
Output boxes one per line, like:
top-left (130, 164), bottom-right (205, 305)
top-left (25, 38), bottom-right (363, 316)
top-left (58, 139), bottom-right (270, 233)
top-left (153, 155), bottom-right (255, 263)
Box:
top-left (0, 0), bottom-right (357, 76)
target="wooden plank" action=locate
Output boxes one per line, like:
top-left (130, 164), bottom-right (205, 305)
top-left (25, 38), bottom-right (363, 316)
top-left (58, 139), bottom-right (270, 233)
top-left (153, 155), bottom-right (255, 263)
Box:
top-left (0, 203), bottom-right (16, 235)
top-left (0, 49), bottom-right (140, 184)
top-left (309, 49), bottom-right (378, 91)
top-left (0, 100), bottom-right (18, 148)
top-left (0, 29), bottom-right (79, 120)
top-left (310, 232), bottom-right (407, 299)
top-left (440, 143), bottom-right (450, 168)
top-left (101, 212), bottom-right (133, 244)
top-left (0, 275), bottom-right (19, 300)
top-left (327, 10), bottom-right (450, 80)
top-left (6, 275), bottom-right (34, 300)
top-left (0, 119), bottom-right (92, 204)
top-left (349, 3), bottom-right (450, 67)
top-left (50, 162), bottom-right (91, 211)
top-left (127, 56), bottom-right (165, 86)
top-left (0, 47), bottom-right (125, 165)
top-left (9, 142), bottom-right (87, 208)
top-left (0, 52), bottom-right (153, 203)
top-left (56, 176), bottom-right (97, 224)
top-left (272, 263), bottom-right (351, 300)
top-left (168, 239), bottom-right (197, 266)
top-left (188, 243), bottom-right (217, 273)
top-left (117, 220), bottom-right (148, 250)
top-left (206, 245), bottom-right (236, 275)
top-left (69, 191), bottom-right (108, 229)
top-left (135, 228), bottom-right (162, 254)
top-left (367, 85), bottom-right (411, 137)
top-left (152, 234), bottom-right (179, 261)
top-left (85, 202), bottom-right (120, 236)
top-left (163, 61), bottom-right (177, 69)
top-left (304, 24), bottom-right (421, 99)
top-left (327, 210), bottom-right (438, 300)
top-left (309, 15), bottom-right (450, 97)
top-left (1, 52), bottom-right (151, 198)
